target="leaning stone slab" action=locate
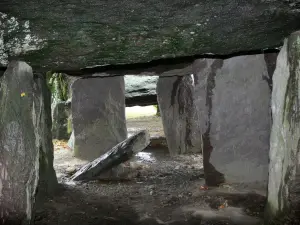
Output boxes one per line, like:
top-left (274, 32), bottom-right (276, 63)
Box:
top-left (0, 61), bottom-right (57, 224)
top-left (71, 130), bottom-right (150, 181)
top-left (266, 31), bottom-right (300, 222)
top-left (72, 76), bottom-right (127, 160)
top-left (196, 55), bottom-right (273, 187)
top-left (156, 75), bottom-right (202, 155)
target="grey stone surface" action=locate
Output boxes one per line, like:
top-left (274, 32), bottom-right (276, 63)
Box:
top-left (0, 1), bottom-right (300, 70)
top-left (157, 75), bottom-right (201, 155)
top-left (0, 61), bottom-right (57, 224)
top-left (195, 55), bottom-right (273, 187)
top-left (52, 100), bottom-right (71, 140)
top-left (72, 76), bottom-right (127, 160)
top-left (266, 32), bottom-right (300, 221)
top-left (71, 130), bottom-right (150, 181)
top-left (125, 75), bottom-right (158, 106)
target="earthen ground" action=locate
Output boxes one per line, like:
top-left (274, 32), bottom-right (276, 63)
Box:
top-left (35, 116), bottom-right (266, 225)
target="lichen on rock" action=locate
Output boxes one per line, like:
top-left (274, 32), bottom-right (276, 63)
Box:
top-left (0, 12), bottom-right (46, 65)
top-left (0, 61), bottom-right (57, 224)
top-left (266, 31), bottom-right (300, 223)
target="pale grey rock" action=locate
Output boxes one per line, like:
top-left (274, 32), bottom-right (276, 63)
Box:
top-left (0, 61), bottom-right (57, 224)
top-left (266, 32), bottom-right (300, 221)
top-left (195, 55), bottom-right (274, 187)
top-left (67, 131), bottom-right (74, 150)
top-left (72, 76), bottom-right (127, 160)
top-left (157, 75), bottom-right (202, 155)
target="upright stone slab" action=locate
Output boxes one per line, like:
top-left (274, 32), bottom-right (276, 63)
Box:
top-left (0, 61), bottom-right (57, 224)
top-left (52, 100), bottom-right (71, 140)
top-left (266, 32), bottom-right (300, 221)
top-left (195, 55), bottom-right (273, 187)
top-left (72, 76), bottom-right (127, 160)
top-left (156, 75), bottom-right (201, 155)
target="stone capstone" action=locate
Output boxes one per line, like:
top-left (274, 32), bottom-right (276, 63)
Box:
top-left (125, 75), bottom-right (158, 106)
top-left (0, 61), bottom-right (57, 224)
top-left (266, 31), bottom-right (300, 221)
top-left (71, 76), bottom-right (128, 160)
top-left (195, 54), bottom-right (275, 188)
top-left (0, 1), bottom-right (300, 70)
top-left (157, 75), bottom-right (202, 155)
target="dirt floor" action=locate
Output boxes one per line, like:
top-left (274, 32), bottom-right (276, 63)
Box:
top-left (35, 150), bottom-right (266, 225)
top-left (126, 116), bottom-right (164, 138)
top-left (34, 115), bottom-right (267, 225)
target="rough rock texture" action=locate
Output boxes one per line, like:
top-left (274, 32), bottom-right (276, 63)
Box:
top-left (266, 32), bottom-right (300, 221)
top-left (125, 75), bottom-right (158, 106)
top-left (71, 130), bottom-right (150, 181)
top-left (0, 61), bottom-right (57, 224)
top-left (157, 75), bottom-right (201, 155)
top-left (72, 76), bottom-right (127, 160)
top-left (195, 55), bottom-right (275, 187)
top-left (0, 1), bottom-right (300, 70)
top-left (52, 100), bottom-right (71, 140)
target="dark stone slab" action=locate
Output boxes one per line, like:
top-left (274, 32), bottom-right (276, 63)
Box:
top-left (157, 75), bottom-right (202, 155)
top-left (52, 100), bottom-right (71, 140)
top-left (0, 61), bottom-right (57, 224)
top-left (72, 76), bottom-right (127, 160)
top-left (195, 55), bottom-right (273, 187)
top-left (125, 75), bottom-right (158, 106)
top-left (0, 0), bottom-right (300, 70)
top-left (266, 31), bottom-right (300, 222)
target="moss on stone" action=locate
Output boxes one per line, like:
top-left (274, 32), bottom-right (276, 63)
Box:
top-left (284, 33), bottom-right (300, 127)
top-left (47, 72), bottom-right (69, 102)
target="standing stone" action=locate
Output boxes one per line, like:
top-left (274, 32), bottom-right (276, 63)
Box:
top-left (52, 100), bottom-right (71, 140)
top-left (72, 76), bottom-right (127, 160)
top-left (156, 75), bottom-right (201, 155)
top-left (266, 32), bottom-right (300, 221)
top-left (195, 55), bottom-right (273, 187)
top-left (0, 61), bottom-right (57, 224)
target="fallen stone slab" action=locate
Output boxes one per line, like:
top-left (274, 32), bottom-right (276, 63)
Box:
top-left (0, 61), bottom-right (57, 224)
top-left (265, 31), bottom-right (300, 222)
top-left (71, 130), bottom-right (150, 181)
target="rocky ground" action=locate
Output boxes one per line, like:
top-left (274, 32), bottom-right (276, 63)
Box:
top-left (35, 115), bottom-right (267, 225)
top-left (35, 147), bottom-right (266, 225)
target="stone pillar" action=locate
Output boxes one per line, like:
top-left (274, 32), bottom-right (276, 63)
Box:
top-left (72, 76), bottom-right (127, 160)
top-left (266, 31), bottom-right (300, 221)
top-left (52, 100), bottom-right (71, 140)
top-left (156, 75), bottom-right (202, 155)
top-left (0, 61), bottom-right (57, 224)
top-left (194, 55), bottom-right (274, 188)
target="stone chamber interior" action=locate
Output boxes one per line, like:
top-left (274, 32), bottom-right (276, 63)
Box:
top-left (0, 24), bottom-right (300, 225)
top-left (32, 50), bottom-right (298, 225)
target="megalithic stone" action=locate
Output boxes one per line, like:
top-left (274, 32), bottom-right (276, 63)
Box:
top-left (194, 55), bottom-right (274, 188)
top-left (71, 76), bottom-right (127, 160)
top-left (0, 61), bottom-right (57, 225)
top-left (71, 130), bottom-right (150, 181)
top-left (156, 75), bottom-right (202, 155)
top-left (266, 31), bottom-right (300, 222)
